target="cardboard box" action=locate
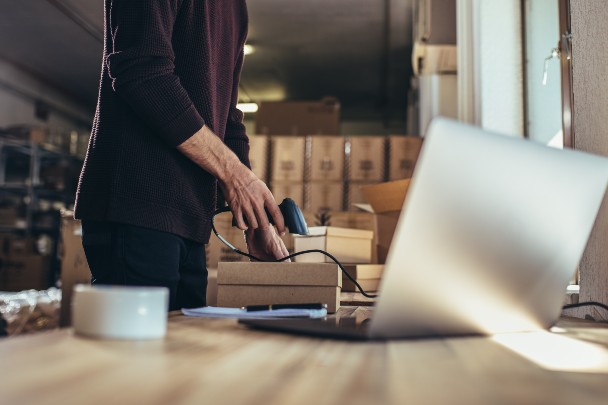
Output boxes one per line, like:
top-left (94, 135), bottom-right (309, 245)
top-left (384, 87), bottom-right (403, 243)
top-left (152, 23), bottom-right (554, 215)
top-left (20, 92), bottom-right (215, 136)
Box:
top-left (360, 179), bottom-right (410, 214)
top-left (59, 213), bottom-right (91, 326)
top-left (0, 254), bottom-right (52, 292)
top-left (293, 226), bottom-right (373, 264)
top-left (389, 136), bottom-right (423, 180)
top-left (270, 181), bottom-right (305, 210)
top-left (348, 136), bottom-right (386, 181)
top-left (248, 135), bottom-right (269, 181)
top-left (356, 179), bottom-right (410, 264)
top-left (307, 181), bottom-right (344, 214)
top-left (255, 98), bottom-right (341, 135)
top-left (326, 211), bottom-right (376, 261)
top-left (217, 262), bottom-right (342, 313)
top-left (310, 136), bottom-right (345, 181)
top-left (271, 137), bottom-right (306, 181)
top-left (342, 264), bottom-right (384, 292)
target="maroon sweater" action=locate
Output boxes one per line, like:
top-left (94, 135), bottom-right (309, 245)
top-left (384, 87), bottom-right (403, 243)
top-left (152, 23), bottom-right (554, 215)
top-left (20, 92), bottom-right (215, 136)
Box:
top-left (75, 0), bottom-right (250, 244)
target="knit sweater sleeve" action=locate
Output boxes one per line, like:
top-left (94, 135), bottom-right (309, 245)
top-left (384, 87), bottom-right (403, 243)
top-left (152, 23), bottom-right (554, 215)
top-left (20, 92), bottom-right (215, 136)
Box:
top-left (105, 0), bottom-right (204, 147)
top-left (224, 49), bottom-right (251, 169)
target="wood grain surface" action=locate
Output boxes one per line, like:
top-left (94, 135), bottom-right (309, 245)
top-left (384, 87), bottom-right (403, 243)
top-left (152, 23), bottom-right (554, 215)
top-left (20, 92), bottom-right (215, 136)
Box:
top-left (0, 309), bottom-right (607, 405)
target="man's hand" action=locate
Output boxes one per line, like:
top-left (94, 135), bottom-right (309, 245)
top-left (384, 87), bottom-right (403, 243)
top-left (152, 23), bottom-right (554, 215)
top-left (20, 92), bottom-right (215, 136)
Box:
top-left (245, 226), bottom-right (291, 261)
top-left (219, 165), bottom-right (286, 234)
top-left (176, 125), bottom-right (286, 234)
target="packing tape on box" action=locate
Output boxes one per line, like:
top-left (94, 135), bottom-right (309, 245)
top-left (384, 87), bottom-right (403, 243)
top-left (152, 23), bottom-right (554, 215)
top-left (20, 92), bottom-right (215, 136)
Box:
top-left (72, 285), bottom-right (169, 340)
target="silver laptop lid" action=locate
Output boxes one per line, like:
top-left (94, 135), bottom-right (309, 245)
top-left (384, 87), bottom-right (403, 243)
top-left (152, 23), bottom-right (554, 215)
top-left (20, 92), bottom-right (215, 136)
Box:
top-left (370, 118), bottom-right (608, 339)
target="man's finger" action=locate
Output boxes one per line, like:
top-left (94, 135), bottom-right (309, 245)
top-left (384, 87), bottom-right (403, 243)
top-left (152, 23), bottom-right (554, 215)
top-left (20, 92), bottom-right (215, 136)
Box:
top-left (252, 200), bottom-right (271, 230)
top-left (233, 209), bottom-right (247, 231)
top-left (242, 205), bottom-right (258, 230)
top-left (265, 195), bottom-right (286, 235)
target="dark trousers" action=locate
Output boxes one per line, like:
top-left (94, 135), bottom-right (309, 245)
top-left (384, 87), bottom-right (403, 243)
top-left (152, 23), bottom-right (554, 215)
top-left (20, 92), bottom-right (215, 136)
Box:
top-left (81, 221), bottom-right (207, 311)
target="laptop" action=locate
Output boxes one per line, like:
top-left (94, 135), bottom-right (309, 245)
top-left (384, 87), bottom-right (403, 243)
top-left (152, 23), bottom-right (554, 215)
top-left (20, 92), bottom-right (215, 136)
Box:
top-left (240, 118), bottom-right (608, 340)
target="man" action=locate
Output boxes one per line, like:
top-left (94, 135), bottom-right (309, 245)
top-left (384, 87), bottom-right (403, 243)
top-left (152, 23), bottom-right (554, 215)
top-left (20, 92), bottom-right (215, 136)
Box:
top-left (75, 0), bottom-right (289, 311)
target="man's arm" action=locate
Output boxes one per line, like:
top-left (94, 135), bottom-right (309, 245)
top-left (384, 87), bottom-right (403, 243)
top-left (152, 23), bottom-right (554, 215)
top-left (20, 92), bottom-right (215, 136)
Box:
top-left (106, 0), bottom-right (203, 147)
top-left (177, 125), bottom-right (285, 234)
top-left (105, 1), bottom-right (284, 234)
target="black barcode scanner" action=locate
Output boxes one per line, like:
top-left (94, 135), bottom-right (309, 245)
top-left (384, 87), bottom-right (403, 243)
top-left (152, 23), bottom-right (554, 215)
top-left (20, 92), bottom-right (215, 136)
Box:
top-left (219, 198), bottom-right (309, 235)
top-left (274, 198), bottom-right (309, 235)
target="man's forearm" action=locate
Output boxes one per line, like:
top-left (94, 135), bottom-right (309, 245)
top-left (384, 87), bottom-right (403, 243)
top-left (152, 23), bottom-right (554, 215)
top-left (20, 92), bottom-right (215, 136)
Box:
top-left (177, 125), bottom-right (247, 185)
top-left (177, 125), bottom-right (286, 234)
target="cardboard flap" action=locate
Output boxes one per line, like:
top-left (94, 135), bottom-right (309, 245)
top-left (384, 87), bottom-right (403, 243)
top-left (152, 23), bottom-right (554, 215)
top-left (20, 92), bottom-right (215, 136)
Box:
top-left (295, 226), bottom-right (373, 240)
top-left (217, 262), bottom-right (342, 287)
top-left (361, 179), bottom-right (410, 214)
top-left (352, 203), bottom-right (374, 213)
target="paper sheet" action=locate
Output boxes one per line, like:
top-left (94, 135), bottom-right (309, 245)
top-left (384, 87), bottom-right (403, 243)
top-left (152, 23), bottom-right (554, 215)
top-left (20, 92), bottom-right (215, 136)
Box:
top-left (182, 306), bottom-right (327, 319)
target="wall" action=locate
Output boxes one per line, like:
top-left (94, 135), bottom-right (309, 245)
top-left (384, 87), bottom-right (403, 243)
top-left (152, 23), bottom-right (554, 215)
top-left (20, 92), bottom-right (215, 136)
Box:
top-left (0, 57), bottom-right (92, 132)
top-left (478, 0), bottom-right (524, 136)
top-left (570, 0), bottom-right (608, 321)
top-left (456, 0), bottom-right (524, 137)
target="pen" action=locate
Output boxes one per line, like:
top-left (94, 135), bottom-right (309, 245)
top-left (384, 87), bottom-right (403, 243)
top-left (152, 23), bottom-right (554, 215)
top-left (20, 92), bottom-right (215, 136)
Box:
top-left (244, 303), bottom-right (327, 312)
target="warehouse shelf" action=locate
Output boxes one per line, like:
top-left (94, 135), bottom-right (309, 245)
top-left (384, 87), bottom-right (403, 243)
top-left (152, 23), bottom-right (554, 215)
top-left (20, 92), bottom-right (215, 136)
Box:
top-left (0, 130), bottom-right (85, 288)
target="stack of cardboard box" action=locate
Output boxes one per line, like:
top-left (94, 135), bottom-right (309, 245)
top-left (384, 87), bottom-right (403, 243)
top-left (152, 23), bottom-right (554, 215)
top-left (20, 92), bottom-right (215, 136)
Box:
top-left (248, 135), bottom-right (269, 181)
top-left (270, 136), bottom-right (306, 209)
top-left (289, 179), bottom-right (411, 296)
top-left (308, 136), bottom-right (345, 213)
top-left (210, 110), bottom-right (424, 305)
top-left (216, 262), bottom-right (342, 313)
top-left (388, 136), bottom-right (424, 180)
top-left (347, 136), bottom-right (386, 210)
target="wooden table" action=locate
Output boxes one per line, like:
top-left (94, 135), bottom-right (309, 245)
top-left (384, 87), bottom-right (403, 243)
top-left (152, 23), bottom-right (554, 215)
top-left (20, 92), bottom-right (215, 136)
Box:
top-left (1, 307), bottom-right (608, 405)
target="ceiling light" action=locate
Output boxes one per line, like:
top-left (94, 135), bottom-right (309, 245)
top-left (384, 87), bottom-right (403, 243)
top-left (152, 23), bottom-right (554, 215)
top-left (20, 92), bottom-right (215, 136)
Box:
top-left (237, 103), bottom-right (258, 113)
top-left (243, 44), bottom-right (255, 56)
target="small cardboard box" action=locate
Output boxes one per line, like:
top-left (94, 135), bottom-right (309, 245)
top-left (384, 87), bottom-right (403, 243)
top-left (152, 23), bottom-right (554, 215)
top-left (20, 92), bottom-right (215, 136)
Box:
top-left (348, 136), bottom-right (386, 182)
top-left (271, 137), bottom-right (306, 181)
top-left (355, 179), bottom-right (410, 264)
top-left (293, 226), bottom-right (374, 264)
top-left (217, 262), bottom-right (342, 313)
top-left (388, 136), bottom-right (423, 180)
top-left (255, 98), bottom-right (341, 135)
top-left (310, 136), bottom-right (345, 181)
top-left (342, 264), bottom-right (384, 292)
top-left (307, 181), bottom-right (344, 214)
top-left (59, 213), bottom-right (91, 326)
